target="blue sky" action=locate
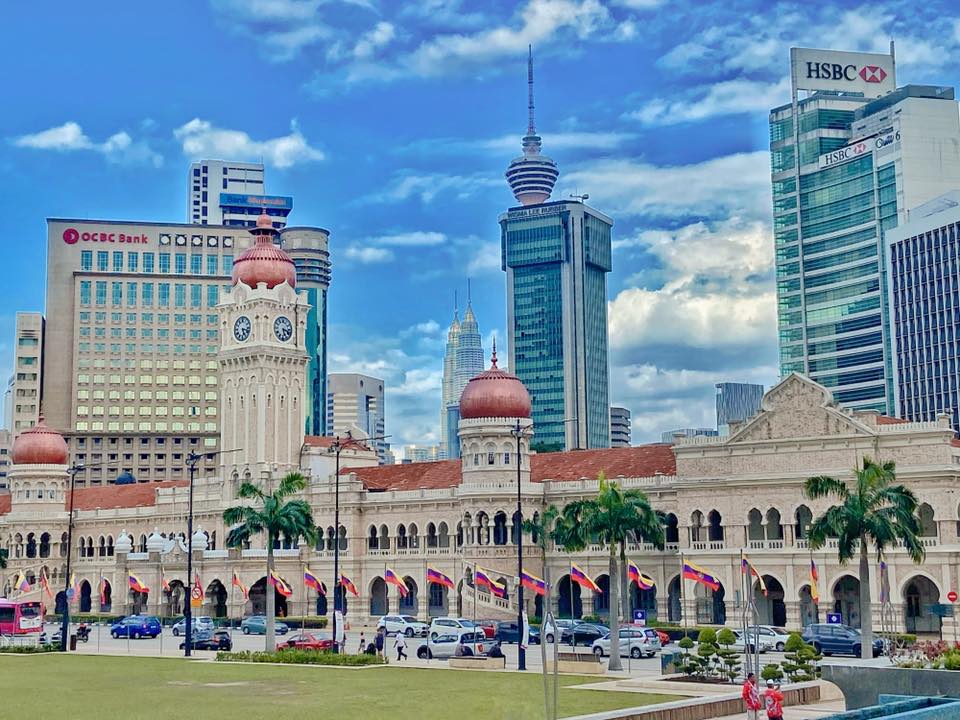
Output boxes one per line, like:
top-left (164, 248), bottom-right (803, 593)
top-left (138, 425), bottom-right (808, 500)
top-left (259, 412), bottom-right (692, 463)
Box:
top-left (4, 0), bottom-right (960, 452)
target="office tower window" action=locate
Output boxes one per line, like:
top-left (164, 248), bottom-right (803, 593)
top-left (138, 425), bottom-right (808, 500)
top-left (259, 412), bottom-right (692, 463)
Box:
top-left (158, 283), bottom-right (170, 308)
top-left (206, 286), bottom-right (219, 307)
top-left (159, 253), bottom-right (170, 274)
top-left (81, 251), bottom-right (92, 271)
top-left (175, 254), bottom-right (186, 274)
top-left (206, 256), bottom-right (217, 275)
top-left (142, 283), bottom-right (153, 307)
top-left (223, 254), bottom-right (233, 273)
top-left (190, 285), bottom-right (201, 308)
top-left (127, 282), bottom-right (137, 307)
top-left (143, 252), bottom-right (154, 273)
top-left (111, 281), bottom-right (122, 306)
top-left (113, 251), bottom-right (123, 272)
top-left (128, 253), bottom-right (138, 272)
top-left (97, 252), bottom-right (108, 271)
top-left (190, 254), bottom-right (202, 274)
top-left (175, 284), bottom-right (186, 308)
top-left (80, 281), bottom-right (91, 305)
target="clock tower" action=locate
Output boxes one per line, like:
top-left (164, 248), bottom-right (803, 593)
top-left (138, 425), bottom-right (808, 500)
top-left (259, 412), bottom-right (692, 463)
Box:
top-left (218, 212), bottom-right (311, 484)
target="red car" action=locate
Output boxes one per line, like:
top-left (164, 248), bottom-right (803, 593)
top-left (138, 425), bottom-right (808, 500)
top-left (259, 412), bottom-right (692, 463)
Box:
top-left (277, 632), bottom-right (333, 651)
top-left (476, 620), bottom-right (497, 639)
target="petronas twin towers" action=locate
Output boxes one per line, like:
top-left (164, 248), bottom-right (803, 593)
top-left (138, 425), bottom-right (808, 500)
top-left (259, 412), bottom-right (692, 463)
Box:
top-left (440, 296), bottom-right (483, 459)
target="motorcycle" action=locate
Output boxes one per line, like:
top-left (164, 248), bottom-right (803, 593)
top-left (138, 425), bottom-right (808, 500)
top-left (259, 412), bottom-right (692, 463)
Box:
top-left (76, 624), bottom-right (90, 643)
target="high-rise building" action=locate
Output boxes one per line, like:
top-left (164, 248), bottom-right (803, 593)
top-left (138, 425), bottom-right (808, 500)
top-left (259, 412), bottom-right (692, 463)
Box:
top-left (9, 313), bottom-right (44, 435)
top-left (609, 406), bottom-right (631, 447)
top-left (500, 50), bottom-right (612, 451)
top-left (770, 46), bottom-right (960, 414)
top-left (188, 160), bottom-right (292, 228)
top-left (0, 428), bottom-right (11, 489)
top-left (886, 192), bottom-right (960, 428)
top-left (43, 218), bottom-right (327, 485)
top-left (661, 428), bottom-right (718, 444)
top-left (327, 373), bottom-right (387, 463)
top-left (440, 293), bottom-right (483, 459)
top-left (403, 444), bottom-right (443, 463)
top-left (715, 382), bottom-right (764, 434)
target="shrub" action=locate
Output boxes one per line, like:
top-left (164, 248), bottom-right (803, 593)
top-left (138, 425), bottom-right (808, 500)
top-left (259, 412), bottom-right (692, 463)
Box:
top-left (277, 616), bottom-right (329, 630)
top-left (0, 644), bottom-right (60, 654)
top-left (580, 614), bottom-right (601, 624)
top-left (697, 628), bottom-right (717, 646)
top-left (716, 628), bottom-right (736, 647)
top-left (761, 663), bottom-right (784, 682)
top-left (678, 636), bottom-right (694, 651)
top-left (216, 649), bottom-right (385, 666)
top-left (784, 632), bottom-right (805, 653)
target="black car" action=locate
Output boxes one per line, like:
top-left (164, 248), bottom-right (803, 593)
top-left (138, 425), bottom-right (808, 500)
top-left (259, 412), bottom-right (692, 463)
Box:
top-left (566, 623), bottom-right (608, 646)
top-left (179, 629), bottom-right (233, 651)
top-left (494, 621), bottom-right (540, 644)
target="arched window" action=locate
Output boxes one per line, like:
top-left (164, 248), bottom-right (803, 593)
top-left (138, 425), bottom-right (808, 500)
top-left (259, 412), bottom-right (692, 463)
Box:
top-left (26, 533), bottom-right (37, 559)
top-left (493, 512), bottom-right (508, 546)
top-left (409, 524), bottom-right (419, 549)
top-left (38, 533), bottom-right (50, 558)
top-left (397, 524), bottom-right (408, 549)
top-left (368, 526), bottom-right (378, 550)
top-left (765, 509), bottom-right (783, 541)
top-left (138, 535), bottom-right (147, 553)
top-left (690, 511), bottom-right (704, 543)
top-left (426, 523), bottom-right (438, 548)
top-left (439, 522), bottom-right (450, 548)
top-left (378, 524), bottom-right (390, 550)
top-left (747, 509), bottom-right (764, 541)
top-left (707, 510), bottom-right (723, 542)
top-left (107, 536), bottom-right (115, 556)
top-left (918, 503), bottom-right (937, 537)
top-left (665, 513), bottom-right (679, 544)
top-left (60, 533), bottom-right (68, 557)
top-left (794, 505), bottom-right (813, 540)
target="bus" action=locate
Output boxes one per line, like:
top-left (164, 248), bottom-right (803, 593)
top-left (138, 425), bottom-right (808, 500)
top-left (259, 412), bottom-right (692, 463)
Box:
top-left (0, 600), bottom-right (43, 635)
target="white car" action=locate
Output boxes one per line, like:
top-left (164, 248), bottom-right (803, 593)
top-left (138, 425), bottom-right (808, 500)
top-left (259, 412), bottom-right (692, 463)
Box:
top-left (172, 616), bottom-right (214, 636)
top-left (591, 627), bottom-right (661, 659)
top-left (377, 615), bottom-right (429, 637)
top-left (732, 629), bottom-right (773, 653)
top-left (429, 617), bottom-right (478, 640)
top-left (416, 631), bottom-right (485, 660)
top-left (750, 625), bottom-right (792, 651)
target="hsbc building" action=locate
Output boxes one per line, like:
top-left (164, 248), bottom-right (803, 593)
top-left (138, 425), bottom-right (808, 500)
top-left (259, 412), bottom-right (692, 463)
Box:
top-left (769, 45), bottom-right (960, 418)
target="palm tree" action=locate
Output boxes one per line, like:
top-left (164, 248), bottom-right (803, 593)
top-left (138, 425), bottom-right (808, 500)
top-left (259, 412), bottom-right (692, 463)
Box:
top-left (805, 457), bottom-right (925, 659)
top-left (521, 504), bottom-right (560, 623)
top-left (223, 472), bottom-right (317, 651)
top-left (555, 474), bottom-right (665, 671)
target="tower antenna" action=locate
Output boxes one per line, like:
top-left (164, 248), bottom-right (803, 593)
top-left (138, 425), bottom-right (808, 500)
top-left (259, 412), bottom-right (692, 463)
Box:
top-left (527, 44), bottom-right (536, 137)
top-left (467, 277), bottom-right (472, 305)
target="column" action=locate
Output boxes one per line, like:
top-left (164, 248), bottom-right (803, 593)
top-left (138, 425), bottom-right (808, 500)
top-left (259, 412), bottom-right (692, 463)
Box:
top-left (784, 600), bottom-right (802, 629)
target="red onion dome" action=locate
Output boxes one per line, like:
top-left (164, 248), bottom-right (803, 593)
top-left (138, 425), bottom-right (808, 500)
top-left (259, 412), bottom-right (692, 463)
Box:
top-left (459, 343), bottom-right (532, 420)
top-left (11, 418), bottom-right (68, 465)
top-left (231, 212), bottom-right (297, 289)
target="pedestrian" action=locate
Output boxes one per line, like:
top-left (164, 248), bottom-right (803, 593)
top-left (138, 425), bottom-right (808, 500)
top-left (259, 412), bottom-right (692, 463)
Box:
top-left (487, 641), bottom-right (504, 659)
top-left (764, 680), bottom-right (784, 720)
top-left (395, 632), bottom-right (408, 661)
top-left (375, 627), bottom-right (385, 658)
top-left (741, 672), bottom-right (762, 720)
top-left (358, 631), bottom-right (365, 654)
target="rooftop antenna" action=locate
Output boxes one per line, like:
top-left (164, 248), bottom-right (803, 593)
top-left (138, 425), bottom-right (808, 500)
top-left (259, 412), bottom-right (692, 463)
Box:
top-left (467, 277), bottom-right (472, 305)
top-left (527, 44), bottom-right (536, 137)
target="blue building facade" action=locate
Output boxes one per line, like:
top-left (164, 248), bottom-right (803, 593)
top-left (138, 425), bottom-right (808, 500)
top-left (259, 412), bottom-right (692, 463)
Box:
top-left (716, 382), bottom-right (764, 433)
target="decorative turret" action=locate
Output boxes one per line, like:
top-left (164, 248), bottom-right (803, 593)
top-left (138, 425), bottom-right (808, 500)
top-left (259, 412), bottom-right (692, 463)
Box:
top-left (459, 342), bottom-right (532, 420)
top-left (231, 212), bottom-right (297, 289)
top-left (11, 417), bottom-right (68, 466)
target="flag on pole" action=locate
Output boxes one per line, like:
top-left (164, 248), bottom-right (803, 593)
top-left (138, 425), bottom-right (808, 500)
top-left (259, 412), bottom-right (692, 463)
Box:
top-left (879, 557), bottom-right (891, 604)
top-left (66, 573), bottom-right (78, 602)
top-left (40, 569), bottom-right (54, 599)
top-left (809, 559), bottom-right (820, 604)
top-left (741, 557), bottom-right (768, 597)
top-left (15, 571), bottom-right (30, 593)
top-left (339, 574), bottom-right (360, 597)
top-left (304, 568), bottom-right (325, 595)
top-left (491, 578), bottom-right (507, 599)
top-left (474, 567), bottom-right (495, 592)
top-left (570, 564), bottom-right (601, 593)
top-left (520, 570), bottom-right (547, 596)
top-left (161, 573), bottom-right (171, 592)
top-left (128, 573), bottom-right (149, 593)
top-left (99, 577), bottom-right (108, 606)
top-left (384, 567), bottom-right (408, 597)
top-left (427, 567), bottom-right (454, 589)
top-left (269, 571), bottom-right (293, 597)
top-left (232, 571), bottom-right (249, 599)
top-left (627, 560), bottom-right (655, 590)
top-left (682, 560), bottom-right (720, 591)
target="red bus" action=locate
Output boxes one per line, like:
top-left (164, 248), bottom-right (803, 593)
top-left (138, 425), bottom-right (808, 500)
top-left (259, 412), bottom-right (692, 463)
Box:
top-left (0, 600), bottom-right (43, 635)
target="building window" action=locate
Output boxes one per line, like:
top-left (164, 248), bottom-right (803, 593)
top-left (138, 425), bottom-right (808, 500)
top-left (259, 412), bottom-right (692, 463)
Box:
top-left (142, 283), bottom-right (153, 306)
top-left (206, 286), bottom-right (218, 307)
top-left (97, 251), bottom-right (108, 271)
top-left (175, 253), bottom-right (186, 274)
top-left (175, 284), bottom-right (186, 308)
top-left (504, 452), bottom-right (510, 464)
top-left (159, 253), bottom-right (170, 274)
top-left (80, 281), bottom-right (91, 306)
top-left (474, 454), bottom-right (480, 466)
top-left (127, 282), bottom-right (137, 307)
top-left (158, 283), bottom-right (170, 307)
top-left (206, 256), bottom-right (218, 275)
top-left (81, 251), bottom-right (93, 271)
top-left (223, 255), bottom-right (233, 273)
top-left (487, 452), bottom-right (495, 465)
top-left (113, 251), bottom-right (123, 272)
top-left (95, 281), bottom-right (107, 306)
top-left (143, 252), bottom-right (154, 273)
top-left (190, 285), bottom-right (201, 308)
top-left (190, 254), bottom-right (202, 274)
top-left (127, 252), bottom-right (138, 272)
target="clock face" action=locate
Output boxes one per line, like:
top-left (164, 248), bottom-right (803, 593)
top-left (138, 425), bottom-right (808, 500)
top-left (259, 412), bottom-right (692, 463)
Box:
top-left (274, 316), bottom-right (293, 342)
top-left (233, 316), bottom-right (251, 342)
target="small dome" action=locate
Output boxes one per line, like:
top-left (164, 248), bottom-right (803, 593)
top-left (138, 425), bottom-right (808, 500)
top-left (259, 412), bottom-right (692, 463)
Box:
top-left (146, 529), bottom-right (166, 554)
top-left (11, 418), bottom-right (68, 465)
top-left (115, 530), bottom-right (133, 554)
top-left (459, 344), bottom-right (532, 420)
top-left (115, 470), bottom-right (136, 485)
top-left (231, 216), bottom-right (297, 289)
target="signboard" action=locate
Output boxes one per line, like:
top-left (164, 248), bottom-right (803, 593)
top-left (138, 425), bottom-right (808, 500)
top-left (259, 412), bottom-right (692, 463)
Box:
top-left (826, 612), bottom-right (842, 625)
top-left (931, 603), bottom-right (954, 618)
top-left (62, 227), bottom-right (149, 245)
top-left (506, 204), bottom-right (564, 221)
top-left (949, 590), bottom-right (958, 603)
top-left (817, 130), bottom-right (902, 169)
top-left (791, 47), bottom-right (896, 97)
top-left (190, 585), bottom-right (203, 608)
top-left (219, 193), bottom-right (293, 210)
top-left (632, 609), bottom-right (646, 627)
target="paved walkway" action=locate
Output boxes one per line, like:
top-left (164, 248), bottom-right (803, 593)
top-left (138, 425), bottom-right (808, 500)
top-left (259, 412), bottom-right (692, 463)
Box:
top-left (713, 698), bottom-right (846, 719)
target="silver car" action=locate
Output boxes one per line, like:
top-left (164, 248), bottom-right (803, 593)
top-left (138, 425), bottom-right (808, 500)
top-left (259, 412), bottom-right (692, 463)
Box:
top-left (172, 616), bottom-right (214, 636)
top-left (591, 627), bottom-right (660, 659)
top-left (416, 631), bottom-right (485, 659)
top-left (732, 629), bottom-right (774, 653)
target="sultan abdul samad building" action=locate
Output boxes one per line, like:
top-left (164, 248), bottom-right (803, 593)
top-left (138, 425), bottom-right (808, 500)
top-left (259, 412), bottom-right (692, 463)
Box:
top-left (1, 213), bottom-right (957, 636)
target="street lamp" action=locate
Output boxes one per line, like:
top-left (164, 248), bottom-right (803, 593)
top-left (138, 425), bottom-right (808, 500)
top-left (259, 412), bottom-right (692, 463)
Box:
top-left (512, 419), bottom-right (533, 671)
top-left (326, 431), bottom-right (389, 653)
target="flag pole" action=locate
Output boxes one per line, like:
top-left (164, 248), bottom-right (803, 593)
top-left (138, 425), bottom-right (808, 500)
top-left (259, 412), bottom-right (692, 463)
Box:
top-left (680, 553), bottom-right (687, 634)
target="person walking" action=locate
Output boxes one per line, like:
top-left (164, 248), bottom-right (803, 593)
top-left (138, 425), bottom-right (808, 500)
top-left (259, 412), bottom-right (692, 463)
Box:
top-left (357, 632), bottom-right (366, 654)
top-left (375, 627), bottom-right (385, 658)
top-left (395, 632), bottom-right (408, 661)
top-left (764, 680), bottom-right (784, 720)
top-left (741, 672), bottom-right (762, 720)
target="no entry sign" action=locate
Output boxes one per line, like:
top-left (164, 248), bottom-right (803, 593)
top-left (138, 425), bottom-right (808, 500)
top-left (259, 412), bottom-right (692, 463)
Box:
top-left (948, 591), bottom-right (958, 603)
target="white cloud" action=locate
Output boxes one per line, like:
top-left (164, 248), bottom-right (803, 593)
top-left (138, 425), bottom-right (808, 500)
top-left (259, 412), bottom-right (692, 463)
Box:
top-left (264, 25), bottom-right (330, 61)
top-left (365, 170), bottom-right (501, 204)
top-left (173, 118), bottom-right (325, 168)
top-left (343, 246), bottom-right (395, 263)
top-left (626, 77), bottom-right (790, 126)
top-left (353, 21), bottom-right (395, 59)
top-left (368, 231), bottom-right (447, 247)
top-left (12, 122), bottom-right (162, 167)
top-left (467, 240), bottom-right (502, 276)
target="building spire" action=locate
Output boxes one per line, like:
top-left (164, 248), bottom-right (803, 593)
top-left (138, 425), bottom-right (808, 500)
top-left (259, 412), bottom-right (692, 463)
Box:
top-left (467, 277), bottom-right (472, 306)
top-left (506, 45), bottom-right (558, 206)
top-left (527, 44), bottom-right (536, 137)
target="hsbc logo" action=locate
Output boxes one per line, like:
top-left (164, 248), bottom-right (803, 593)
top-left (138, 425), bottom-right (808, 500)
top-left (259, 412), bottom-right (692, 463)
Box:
top-left (860, 65), bottom-right (887, 83)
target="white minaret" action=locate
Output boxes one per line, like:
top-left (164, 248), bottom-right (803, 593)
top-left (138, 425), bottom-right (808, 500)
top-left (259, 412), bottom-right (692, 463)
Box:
top-left (218, 213), bottom-right (310, 485)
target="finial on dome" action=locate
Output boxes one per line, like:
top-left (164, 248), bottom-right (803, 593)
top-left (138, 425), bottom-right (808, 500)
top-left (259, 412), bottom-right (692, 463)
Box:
top-left (256, 211), bottom-right (273, 230)
top-left (491, 338), bottom-right (498, 368)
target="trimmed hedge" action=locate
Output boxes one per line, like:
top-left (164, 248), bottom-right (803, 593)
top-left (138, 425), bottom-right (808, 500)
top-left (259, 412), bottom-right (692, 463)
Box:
top-left (0, 644), bottom-right (60, 654)
top-left (216, 649), bottom-right (384, 666)
top-left (276, 616), bottom-right (329, 629)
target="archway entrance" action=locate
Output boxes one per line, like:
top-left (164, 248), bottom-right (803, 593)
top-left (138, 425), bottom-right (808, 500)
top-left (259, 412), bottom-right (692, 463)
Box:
top-left (428, 583), bottom-right (448, 617)
top-left (130, 588), bottom-right (149, 614)
top-left (799, 585), bottom-right (818, 626)
top-left (904, 576), bottom-right (941, 634)
top-left (556, 575), bottom-right (583, 619)
top-left (593, 575), bottom-right (610, 619)
top-left (694, 582), bottom-right (725, 624)
top-left (370, 578), bottom-right (388, 617)
top-left (667, 576), bottom-right (682, 622)
top-left (833, 575), bottom-right (861, 628)
top-left (629, 583), bottom-right (657, 621)
top-left (79, 580), bottom-right (92, 612)
top-left (315, 585), bottom-right (328, 616)
top-left (206, 580), bottom-right (228, 618)
top-left (100, 579), bottom-right (113, 612)
top-left (164, 580), bottom-right (186, 617)
top-left (754, 575), bottom-right (786, 626)
top-left (249, 577), bottom-right (288, 617)
top-left (400, 578), bottom-right (418, 615)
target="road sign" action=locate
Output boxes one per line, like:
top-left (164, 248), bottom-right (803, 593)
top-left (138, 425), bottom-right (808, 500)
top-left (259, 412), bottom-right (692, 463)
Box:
top-left (932, 603), bottom-right (955, 618)
top-left (826, 612), bottom-right (842, 625)
top-left (949, 591), bottom-right (958, 603)
top-left (632, 609), bottom-right (646, 626)
top-left (190, 585), bottom-right (203, 608)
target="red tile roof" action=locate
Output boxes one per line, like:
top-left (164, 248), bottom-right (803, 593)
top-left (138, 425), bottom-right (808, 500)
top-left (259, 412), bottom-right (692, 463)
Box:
top-left (341, 445), bottom-right (677, 492)
top-left (876, 415), bottom-right (909, 425)
top-left (304, 435), bottom-right (372, 451)
top-left (0, 493), bottom-right (10, 516)
top-left (70, 481), bottom-right (189, 511)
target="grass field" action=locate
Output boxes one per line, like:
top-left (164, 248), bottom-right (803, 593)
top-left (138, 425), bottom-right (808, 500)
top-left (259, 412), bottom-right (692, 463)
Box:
top-left (0, 655), bottom-right (680, 719)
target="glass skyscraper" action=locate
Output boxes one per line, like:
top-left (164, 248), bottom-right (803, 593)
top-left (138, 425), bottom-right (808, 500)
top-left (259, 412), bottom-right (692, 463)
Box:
top-left (440, 298), bottom-right (483, 459)
top-left (715, 382), bottom-right (763, 434)
top-left (770, 47), bottom-right (960, 413)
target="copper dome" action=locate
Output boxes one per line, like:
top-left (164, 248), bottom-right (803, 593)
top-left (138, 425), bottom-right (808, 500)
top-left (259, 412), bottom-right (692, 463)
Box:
top-left (459, 345), bottom-right (532, 420)
top-left (11, 418), bottom-right (68, 465)
top-left (231, 212), bottom-right (297, 289)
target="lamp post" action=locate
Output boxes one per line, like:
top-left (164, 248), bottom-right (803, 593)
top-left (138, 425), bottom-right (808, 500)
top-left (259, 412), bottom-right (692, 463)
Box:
top-left (513, 419), bottom-right (533, 671)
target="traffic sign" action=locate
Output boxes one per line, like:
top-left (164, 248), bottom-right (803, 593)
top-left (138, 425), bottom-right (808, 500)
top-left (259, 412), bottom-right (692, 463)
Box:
top-left (190, 585), bottom-right (203, 608)
top-left (632, 609), bottom-right (646, 626)
top-left (826, 612), bottom-right (842, 625)
top-left (948, 591), bottom-right (958, 603)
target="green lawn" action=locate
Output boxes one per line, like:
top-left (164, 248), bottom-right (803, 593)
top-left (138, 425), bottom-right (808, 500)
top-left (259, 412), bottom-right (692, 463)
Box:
top-left (0, 655), bottom-right (680, 719)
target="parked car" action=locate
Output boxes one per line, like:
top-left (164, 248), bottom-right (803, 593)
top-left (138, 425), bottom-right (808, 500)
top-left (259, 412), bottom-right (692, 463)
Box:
top-left (416, 631), bottom-right (484, 660)
top-left (172, 616), bottom-right (214, 636)
top-left (801, 623), bottom-right (883, 657)
top-left (179, 629), bottom-right (232, 651)
top-left (110, 615), bottom-right (161, 639)
top-left (240, 615), bottom-right (289, 636)
top-left (592, 627), bottom-right (660, 659)
top-left (540, 618), bottom-right (578, 644)
top-left (376, 615), bottom-right (429, 637)
top-left (278, 632), bottom-right (333, 651)
top-left (475, 619), bottom-right (498, 639)
top-left (731, 629), bottom-right (773, 654)
top-left (566, 622), bottom-right (608, 646)
top-left (429, 617), bottom-right (478, 640)
top-left (494, 621), bottom-right (540, 644)
top-left (749, 625), bottom-right (792, 652)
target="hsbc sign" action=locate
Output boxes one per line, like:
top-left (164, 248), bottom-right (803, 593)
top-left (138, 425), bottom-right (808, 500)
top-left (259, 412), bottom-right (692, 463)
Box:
top-left (791, 47), bottom-right (895, 97)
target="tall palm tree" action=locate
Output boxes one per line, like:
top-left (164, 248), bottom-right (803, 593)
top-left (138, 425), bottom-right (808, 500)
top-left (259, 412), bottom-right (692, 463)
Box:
top-left (555, 474), bottom-right (665, 671)
top-left (223, 472), bottom-right (317, 651)
top-left (521, 504), bottom-right (560, 621)
top-left (805, 457), bottom-right (925, 659)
